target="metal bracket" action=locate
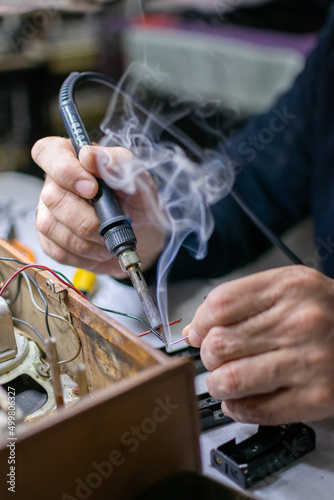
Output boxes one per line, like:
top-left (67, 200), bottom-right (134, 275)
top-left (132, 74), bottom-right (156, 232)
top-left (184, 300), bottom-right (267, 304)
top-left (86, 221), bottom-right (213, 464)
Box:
top-left (46, 278), bottom-right (68, 297)
top-left (45, 278), bottom-right (71, 322)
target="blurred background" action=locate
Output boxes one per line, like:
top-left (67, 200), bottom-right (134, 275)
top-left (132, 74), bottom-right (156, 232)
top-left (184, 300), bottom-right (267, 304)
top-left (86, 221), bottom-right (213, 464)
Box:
top-left (0, 0), bottom-right (333, 177)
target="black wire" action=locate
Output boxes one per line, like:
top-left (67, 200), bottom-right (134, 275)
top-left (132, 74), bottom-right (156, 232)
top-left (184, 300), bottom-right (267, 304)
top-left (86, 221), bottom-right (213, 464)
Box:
top-left (75, 72), bottom-right (305, 267)
top-left (25, 274), bottom-right (52, 338)
top-left (0, 257), bottom-right (74, 284)
top-left (0, 256), bottom-right (28, 265)
top-left (229, 190), bottom-right (304, 265)
top-left (5, 274), bottom-right (22, 305)
top-left (97, 306), bottom-right (163, 342)
top-left (0, 257), bottom-right (53, 337)
top-left (76, 72), bottom-right (206, 167)
top-left (0, 256), bottom-right (163, 341)
top-left (12, 317), bottom-right (47, 348)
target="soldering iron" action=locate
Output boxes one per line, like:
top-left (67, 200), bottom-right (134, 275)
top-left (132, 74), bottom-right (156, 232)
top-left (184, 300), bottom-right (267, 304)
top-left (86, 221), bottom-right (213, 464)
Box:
top-left (59, 72), bottom-right (166, 345)
top-left (59, 70), bottom-right (303, 348)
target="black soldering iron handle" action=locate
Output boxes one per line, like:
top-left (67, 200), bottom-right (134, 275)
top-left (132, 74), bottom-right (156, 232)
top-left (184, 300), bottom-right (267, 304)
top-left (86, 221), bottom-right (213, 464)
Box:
top-left (59, 73), bottom-right (137, 258)
top-left (59, 72), bottom-right (165, 340)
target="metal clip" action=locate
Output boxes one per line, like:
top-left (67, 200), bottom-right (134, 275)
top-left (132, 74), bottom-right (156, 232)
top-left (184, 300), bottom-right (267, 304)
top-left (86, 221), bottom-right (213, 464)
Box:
top-left (46, 278), bottom-right (68, 297)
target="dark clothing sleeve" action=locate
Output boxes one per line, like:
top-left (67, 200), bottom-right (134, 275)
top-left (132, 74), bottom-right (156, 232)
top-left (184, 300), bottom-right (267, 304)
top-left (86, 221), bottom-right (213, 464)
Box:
top-left (169, 8), bottom-right (334, 281)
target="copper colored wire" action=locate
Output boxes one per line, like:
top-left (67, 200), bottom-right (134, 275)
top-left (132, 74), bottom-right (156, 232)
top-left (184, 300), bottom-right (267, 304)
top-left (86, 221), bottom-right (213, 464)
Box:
top-left (137, 318), bottom-right (182, 337)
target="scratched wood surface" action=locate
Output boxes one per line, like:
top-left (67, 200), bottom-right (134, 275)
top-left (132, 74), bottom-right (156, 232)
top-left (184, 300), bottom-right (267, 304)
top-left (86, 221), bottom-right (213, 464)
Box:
top-left (0, 238), bottom-right (167, 389)
top-left (1, 359), bottom-right (201, 500)
top-left (0, 239), bottom-right (201, 499)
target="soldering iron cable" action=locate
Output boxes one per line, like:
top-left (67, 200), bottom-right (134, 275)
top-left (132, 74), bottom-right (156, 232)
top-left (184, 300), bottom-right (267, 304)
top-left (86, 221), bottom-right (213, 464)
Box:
top-left (60, 72), bottom-right (303, 300)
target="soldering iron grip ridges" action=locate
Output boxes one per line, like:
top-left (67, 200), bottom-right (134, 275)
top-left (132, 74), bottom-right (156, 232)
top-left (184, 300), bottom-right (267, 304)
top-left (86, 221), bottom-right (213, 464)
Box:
top-left (103, 226), bottom-right (137, 256)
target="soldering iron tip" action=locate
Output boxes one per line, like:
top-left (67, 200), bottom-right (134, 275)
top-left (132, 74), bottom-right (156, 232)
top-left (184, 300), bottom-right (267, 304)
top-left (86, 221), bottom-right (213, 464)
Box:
top-left (157, 326), bottom-right (168, 347)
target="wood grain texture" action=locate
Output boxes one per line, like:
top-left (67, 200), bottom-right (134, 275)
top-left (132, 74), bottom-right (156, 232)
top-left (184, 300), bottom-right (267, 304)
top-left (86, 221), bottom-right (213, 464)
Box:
top-left (0, 240), bottom-right (201, 499)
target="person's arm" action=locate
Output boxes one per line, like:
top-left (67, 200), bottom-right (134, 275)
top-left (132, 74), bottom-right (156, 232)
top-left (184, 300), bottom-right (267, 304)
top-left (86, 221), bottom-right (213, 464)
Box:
top-left (180, 10), bottom-right (334, 425)
top-left (169, 15), bottom-right (333, 280)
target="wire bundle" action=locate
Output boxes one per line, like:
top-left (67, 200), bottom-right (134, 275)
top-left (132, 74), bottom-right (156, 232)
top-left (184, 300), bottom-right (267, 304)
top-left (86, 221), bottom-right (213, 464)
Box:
top-left (0, 257), bottom-right (182, 357)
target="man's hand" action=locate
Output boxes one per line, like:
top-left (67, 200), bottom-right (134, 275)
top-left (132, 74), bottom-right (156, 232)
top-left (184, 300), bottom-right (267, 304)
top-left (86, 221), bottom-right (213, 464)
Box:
top-left (32, 137), bottom-right (167, 276)
top-left (183, 266), bottom-right (334, 424)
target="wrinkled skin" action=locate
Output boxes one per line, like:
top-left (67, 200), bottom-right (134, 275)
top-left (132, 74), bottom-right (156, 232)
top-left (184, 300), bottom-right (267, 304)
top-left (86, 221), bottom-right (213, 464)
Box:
top-left (33, 138), bottom-right (334, 425)
top-left (32, 137), bottom-right (166, 277)
top-left (183, 266), bottom-right (334, 424)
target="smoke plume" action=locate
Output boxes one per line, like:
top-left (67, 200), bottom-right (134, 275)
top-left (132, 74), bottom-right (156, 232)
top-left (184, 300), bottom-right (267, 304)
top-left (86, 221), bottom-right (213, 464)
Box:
top-left (97, 64), bottom-right (235, 342)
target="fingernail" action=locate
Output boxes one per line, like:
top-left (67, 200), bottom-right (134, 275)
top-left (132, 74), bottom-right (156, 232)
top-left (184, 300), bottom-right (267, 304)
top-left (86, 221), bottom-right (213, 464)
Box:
top-left (188, 328), bottom-right (202, 347)
top-left (75, 180), bottom-right (95, 198)
top-left (221, 401), bottom-right (228, 414)
top-left (79, 145), bottom-right (93, 164)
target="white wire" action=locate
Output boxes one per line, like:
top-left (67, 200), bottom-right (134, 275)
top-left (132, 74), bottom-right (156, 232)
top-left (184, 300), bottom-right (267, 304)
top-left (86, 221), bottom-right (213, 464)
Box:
top-left (21, 272), bottom-right (81, 364)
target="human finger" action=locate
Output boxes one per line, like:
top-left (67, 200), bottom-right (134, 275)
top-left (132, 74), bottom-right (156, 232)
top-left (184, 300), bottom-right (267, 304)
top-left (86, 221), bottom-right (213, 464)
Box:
top-left (79, 144), bottom-right (135, 178)
top-left (220, 380), bottom-right (334, 425)
top-left (221, 388), bottom-right (299, 425)
top-left (199, 301), bottom-right (286, 371)
top-left (205, 347), bottom-right (302, 402)
top-left (183, 267), bottom-right (304, 347)
top-left (38, 176), bottom-right (103, 244)
top-left (36, 203), bottom-right (112, 264)
top-left (38, 231), bottom-right (122, 274)
top-left (32, 137), bottom-right (99, 199)
top-left (83, 145), bottom-right (161, 217)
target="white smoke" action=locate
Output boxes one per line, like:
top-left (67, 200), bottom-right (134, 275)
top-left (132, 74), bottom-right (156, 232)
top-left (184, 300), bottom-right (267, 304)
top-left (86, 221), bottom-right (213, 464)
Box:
top-left (97, 65), bottom-right (235, 342)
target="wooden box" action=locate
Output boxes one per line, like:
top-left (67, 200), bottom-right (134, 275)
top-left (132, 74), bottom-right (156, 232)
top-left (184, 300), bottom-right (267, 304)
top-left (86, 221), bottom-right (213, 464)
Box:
top-left (0, 239), bottom-right (201, 499)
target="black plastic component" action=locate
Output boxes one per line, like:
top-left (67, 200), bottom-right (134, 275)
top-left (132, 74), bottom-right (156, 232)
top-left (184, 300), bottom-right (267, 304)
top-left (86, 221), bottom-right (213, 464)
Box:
top-left (197, 392), bottom-right (233, 431)
top-left (211, 423), bottom-right (316, 488)
top-left (2, 375), bottom-right (48, 417)
top-left (160, 345), bottom-right (206, 375)
top-left (59, 72), bottom-right (137, 257)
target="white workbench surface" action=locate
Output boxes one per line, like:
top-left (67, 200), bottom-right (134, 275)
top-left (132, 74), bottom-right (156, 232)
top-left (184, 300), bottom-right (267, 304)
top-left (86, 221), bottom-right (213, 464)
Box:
top-left (1, 171), bottom-right (333, 499)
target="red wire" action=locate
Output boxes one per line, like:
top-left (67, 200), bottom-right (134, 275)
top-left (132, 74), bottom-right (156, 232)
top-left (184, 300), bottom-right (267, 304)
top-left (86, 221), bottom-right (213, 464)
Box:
top-left (0, 264), bottom-right (86, 299)
top-left (137, 318), bottom-right (182, 337)
top-left (0, 264), bottom-right (181, 338)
